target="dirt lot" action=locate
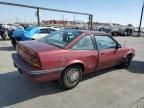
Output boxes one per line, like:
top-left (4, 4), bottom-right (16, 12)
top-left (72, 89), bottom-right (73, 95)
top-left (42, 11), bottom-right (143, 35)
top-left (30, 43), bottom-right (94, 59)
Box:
top-left (0, 37), bottom-right (144, 108)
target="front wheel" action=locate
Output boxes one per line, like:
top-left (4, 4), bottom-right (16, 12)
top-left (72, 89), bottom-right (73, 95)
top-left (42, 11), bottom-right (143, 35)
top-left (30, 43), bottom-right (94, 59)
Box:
top-left (59, 66), bottom-right (82, 90)
top-left (120, 55), bottom-right (132, 69)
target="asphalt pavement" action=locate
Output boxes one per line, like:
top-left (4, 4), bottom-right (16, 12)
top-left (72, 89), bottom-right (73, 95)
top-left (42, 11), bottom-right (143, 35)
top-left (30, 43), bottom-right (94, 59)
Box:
top-left (0, 37), bottom-right (144, 108)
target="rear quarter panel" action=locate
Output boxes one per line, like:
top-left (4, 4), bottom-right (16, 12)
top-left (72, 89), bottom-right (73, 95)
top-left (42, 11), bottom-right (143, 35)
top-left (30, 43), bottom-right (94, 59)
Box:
top-left (38, 50), bottom-right (68, 70)
top-left (38, 49), bottom-right (98, 74)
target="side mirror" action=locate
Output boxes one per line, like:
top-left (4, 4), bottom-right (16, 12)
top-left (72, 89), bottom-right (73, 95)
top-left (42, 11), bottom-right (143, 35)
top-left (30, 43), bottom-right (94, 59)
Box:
top-left (115, 44), bottom-right (121, 49)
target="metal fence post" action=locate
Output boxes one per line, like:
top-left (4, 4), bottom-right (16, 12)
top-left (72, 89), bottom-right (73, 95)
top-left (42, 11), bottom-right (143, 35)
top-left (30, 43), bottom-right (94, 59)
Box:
top-left (37, 7), bottom-right (40, 26)
top-left (0, 2), bottom-right (92, 28)
top-left (88, 14), bottom-right (93, 30)
top-left (90, 15), bottom-right (93, 30)
top-left (88, 15), bottom-right (90, 30)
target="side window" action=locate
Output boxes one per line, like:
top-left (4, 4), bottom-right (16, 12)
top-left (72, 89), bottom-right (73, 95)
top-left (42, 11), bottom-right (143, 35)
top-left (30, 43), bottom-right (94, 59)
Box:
top-left (72, 36), bottom-right (94, 50)
top-left (48, 29), bottom-right (56, 34)
top-left (39, 29), bottom-right (48, 34)
top-left (95, 36), bottom-right (117, 50)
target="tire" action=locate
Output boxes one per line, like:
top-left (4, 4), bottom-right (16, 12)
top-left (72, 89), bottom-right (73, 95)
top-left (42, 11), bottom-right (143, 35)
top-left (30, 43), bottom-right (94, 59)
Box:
top-left (1, 34), bottom-right (6, 40)
top-left (120, 55), bottom-right (132, 69)
top-left (11, 39), bottom-right (16, 48)
top-left (58, 65), bottom-right (82, 90)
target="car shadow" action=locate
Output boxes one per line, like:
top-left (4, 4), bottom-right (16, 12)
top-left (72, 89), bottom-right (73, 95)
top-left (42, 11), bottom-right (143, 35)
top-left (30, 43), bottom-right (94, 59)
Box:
top-left (0, 46), bottom-right (15, 51)
top-left (82, 60), bottom-right (144, 82)
top-left (0, 71), bottom-right (65, 108)
top-left (127, 60), bottom-right (144, 74)
top-left (0, 60), bottom-right (143, 107)
top-left (82, 67), bottom-right (117, 81)
top-left (0, 67), bottom-right (118, 107)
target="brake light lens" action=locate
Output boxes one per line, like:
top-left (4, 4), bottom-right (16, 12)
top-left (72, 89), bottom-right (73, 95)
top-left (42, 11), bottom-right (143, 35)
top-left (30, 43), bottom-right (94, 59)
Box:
top-left (31, 56), bottom-right (41, 68)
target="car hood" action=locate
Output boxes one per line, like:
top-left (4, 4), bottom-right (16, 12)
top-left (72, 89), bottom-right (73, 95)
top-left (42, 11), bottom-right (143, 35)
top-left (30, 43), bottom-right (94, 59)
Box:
top-left (24, 30), bottom-right (36, 36)
top-left (18, 40), bottom-right (62, 53)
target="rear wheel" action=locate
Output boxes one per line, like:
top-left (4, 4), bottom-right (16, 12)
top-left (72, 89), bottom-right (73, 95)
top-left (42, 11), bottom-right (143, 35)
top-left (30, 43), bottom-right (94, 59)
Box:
top-left (120, 55), bottom-right (132, 69)
top-left (59, 66), bottom-right (82, 89)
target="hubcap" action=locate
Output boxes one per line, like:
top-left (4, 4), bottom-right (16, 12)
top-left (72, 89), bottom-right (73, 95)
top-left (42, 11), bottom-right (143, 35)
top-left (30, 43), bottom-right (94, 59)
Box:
top-left (66, 69), bottom-right (80, 85)
top-left (70, 71), bottom-right (79, 81)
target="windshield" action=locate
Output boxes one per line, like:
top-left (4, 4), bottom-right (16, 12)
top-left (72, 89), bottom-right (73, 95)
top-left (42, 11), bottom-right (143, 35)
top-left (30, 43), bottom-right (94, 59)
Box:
top-left (39, 30), bottom-right (82, 47)
top-left (25, 27), bottom-right (39, 34)
top-left (25, 27), bottom-right (35, 31)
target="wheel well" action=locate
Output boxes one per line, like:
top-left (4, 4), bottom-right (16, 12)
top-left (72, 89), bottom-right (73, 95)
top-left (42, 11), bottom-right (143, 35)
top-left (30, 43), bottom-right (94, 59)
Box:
top-left (65, 63), bottom-right (85, 73)
top-left (127, 53), bottom-right (133, 58)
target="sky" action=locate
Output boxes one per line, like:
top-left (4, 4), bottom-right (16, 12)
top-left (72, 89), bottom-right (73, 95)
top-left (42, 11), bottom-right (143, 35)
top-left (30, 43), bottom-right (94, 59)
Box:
top-left (0, 0), bottom-right (143, 27)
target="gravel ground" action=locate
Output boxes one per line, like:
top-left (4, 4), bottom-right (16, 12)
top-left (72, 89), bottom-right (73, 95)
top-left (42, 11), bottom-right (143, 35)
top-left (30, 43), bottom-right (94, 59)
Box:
top-left (0, 37), bottom-right (144, 108)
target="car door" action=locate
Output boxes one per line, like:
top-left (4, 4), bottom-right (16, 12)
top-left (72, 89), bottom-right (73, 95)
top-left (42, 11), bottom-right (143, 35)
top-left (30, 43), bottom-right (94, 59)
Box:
top-left (94, 36), bottom-right (124, 70)
top-left (70, 35), bottom-right (99, 74)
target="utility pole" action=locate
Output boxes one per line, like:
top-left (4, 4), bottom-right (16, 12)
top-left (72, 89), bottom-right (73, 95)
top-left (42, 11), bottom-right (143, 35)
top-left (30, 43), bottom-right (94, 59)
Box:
top-left (138, 0), bottom-right (144, 37)
top-left (74, 14), bottom-right (76, 27)
top-left (63, 14), bottom-right (65, 28)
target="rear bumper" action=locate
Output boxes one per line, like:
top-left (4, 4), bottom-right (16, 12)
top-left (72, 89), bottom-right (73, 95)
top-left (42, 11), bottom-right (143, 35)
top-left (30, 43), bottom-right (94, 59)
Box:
top-left (12, 53), bottom-right (65, 82)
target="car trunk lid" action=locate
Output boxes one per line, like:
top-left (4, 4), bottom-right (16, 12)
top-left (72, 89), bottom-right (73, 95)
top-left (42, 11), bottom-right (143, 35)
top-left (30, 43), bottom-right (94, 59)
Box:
top-left (17, 40), bottom-right (61, 68)
top-left (18, 40), bottom-right (61, 52)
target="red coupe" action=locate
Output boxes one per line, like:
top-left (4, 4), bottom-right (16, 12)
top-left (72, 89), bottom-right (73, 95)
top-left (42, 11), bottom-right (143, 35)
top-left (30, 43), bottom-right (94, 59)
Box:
top-left (12, 30), bottom-right (135, 89)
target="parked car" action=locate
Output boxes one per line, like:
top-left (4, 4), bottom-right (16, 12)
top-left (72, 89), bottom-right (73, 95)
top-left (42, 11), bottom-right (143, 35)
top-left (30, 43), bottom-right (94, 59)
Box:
top-left (12, 30), bottom-right (135, 89)
top-left (98, 27), bottom-right (112, 33)
top-left (0, 24), bottom-right (6, 40)
top-left (111, 28), bottom-right (134, 36)
top-left (0, 24), bottom-right (8, 40)
top-left (111, 28), bottom-right (121, 36)
top-left (11, 26), bottom-right (25, 47)
top-left (11, 26), bottom-right (59, 47)
top-left (8, 25), bottom-right (20, 39)
top-left (31, 27), bottom-right (59, 40)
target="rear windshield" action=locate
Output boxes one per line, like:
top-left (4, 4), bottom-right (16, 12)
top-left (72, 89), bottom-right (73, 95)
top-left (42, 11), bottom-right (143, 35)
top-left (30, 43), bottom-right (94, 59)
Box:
top-left (39, 30), bottom-right (82, 48)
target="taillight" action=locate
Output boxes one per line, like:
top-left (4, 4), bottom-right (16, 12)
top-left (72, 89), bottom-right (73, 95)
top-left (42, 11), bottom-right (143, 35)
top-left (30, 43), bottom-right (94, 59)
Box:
top-left (31, 56), bottom-right (41, 68)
